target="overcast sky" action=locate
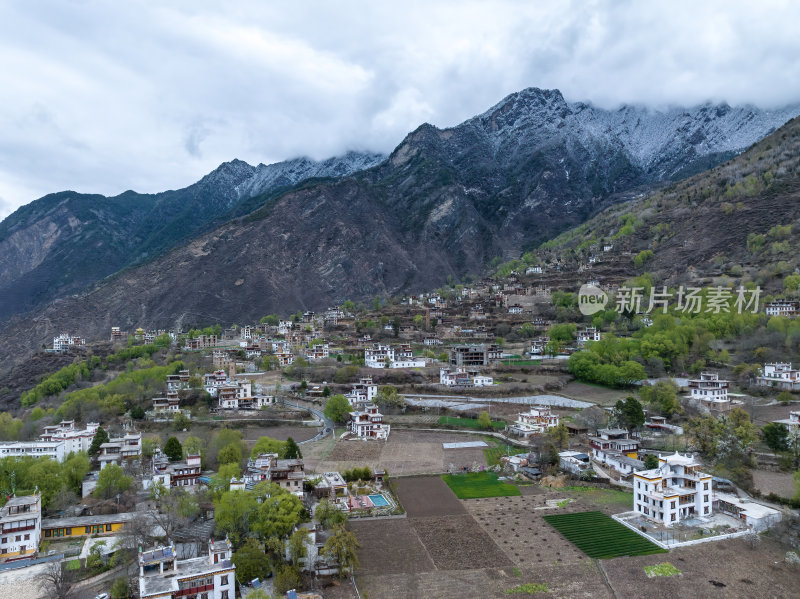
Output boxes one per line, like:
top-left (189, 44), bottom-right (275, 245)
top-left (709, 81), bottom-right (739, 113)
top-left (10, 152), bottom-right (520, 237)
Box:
top-left (1, 0), bottom-right (799, 219)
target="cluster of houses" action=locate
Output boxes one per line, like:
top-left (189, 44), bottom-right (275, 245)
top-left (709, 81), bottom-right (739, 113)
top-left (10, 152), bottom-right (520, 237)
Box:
top-left (364, 344), bottom-right (426, 369)
top-left (0, 420), bottom-right (142, 468)
top-left (506, 405), bottom-right (560, 439)
top-left (49, 333), bottom-right (86, 353)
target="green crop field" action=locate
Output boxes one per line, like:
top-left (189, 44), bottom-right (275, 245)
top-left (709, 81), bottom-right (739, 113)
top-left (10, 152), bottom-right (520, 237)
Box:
top-left (438, 415), bottom-right (505, 430)
top-left (483, 445), bottom-right (513, 466)
top-left (442, 471), bottom-right (521, 499)
top-left (543, 511), bottom-right (667, 559)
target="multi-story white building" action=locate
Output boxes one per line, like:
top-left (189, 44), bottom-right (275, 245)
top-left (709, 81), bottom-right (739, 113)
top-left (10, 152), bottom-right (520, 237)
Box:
top-left (688, 371), bottom-right (730, 412)
top-left (765, 300), bottom-right (799, 317)
top-left (364, 344), bottom-right (425, 369)
top-left (506, 406), bottom-right (559, 438)
top-left (165, 370), bottom-right (191, 392)
top-left (243, 454), bottom-right (305, 497)
top-left (633, 452), bottom-right (713, 526)
top-left (577, 327), bottom-right (601, 346)
top-left (0, 494), bottom-right (41, 561)
top-left (152, 453), bottom-right (202, 489)
top-left (52, 333), bottom-right (86, 353)
top-left (305, 344), bottom-right (330, 362)
top-left (217, 380), bottom-right (252, 409)
top-left (530, 337), bottom-right (550, 356)
top-left (589, 428), bottom-right (642, 475)
top-left (756, 362), bottom-right (800, 391)
top-left (345, 377), bottom-right (378, 410)
top-left (98, 431), bottom-right (142, 469)
top-left (152, 392), bottom-right (181, 413)
top-left (139, 539), bottom-right (235, 599)
top-left (773, 410), bottom-right (800, 431)
top-left (349, 405), bottom-right (390, 440)
top-left (0, 440), bottom-right (66, 462)
top-left (40, 420), bottom-right (99, 454)
top-left (439, 367), bottom-right (493, 388)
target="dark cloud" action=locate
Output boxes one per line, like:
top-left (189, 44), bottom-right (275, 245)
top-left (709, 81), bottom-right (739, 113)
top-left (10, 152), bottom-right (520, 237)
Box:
top-left (0, 0), bottom-right (798, 219)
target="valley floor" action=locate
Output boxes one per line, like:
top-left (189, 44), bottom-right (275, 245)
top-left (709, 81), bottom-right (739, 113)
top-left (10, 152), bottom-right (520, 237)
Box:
top-left (348, 476), bottom-right (798, 599)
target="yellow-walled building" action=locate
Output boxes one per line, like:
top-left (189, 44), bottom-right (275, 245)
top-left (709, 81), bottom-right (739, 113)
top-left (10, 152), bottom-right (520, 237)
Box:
top-left (42, 512), bottom-right (136, 540)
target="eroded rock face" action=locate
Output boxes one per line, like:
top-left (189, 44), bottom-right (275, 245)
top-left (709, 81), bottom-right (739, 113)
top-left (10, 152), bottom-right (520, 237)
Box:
top-left (0, 152), bottom-right (386, 322)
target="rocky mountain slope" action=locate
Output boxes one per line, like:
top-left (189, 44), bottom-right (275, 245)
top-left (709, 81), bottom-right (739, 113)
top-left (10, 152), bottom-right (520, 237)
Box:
top-left (527, 115), bottom-right (800, 293)
top-left (0, 87), bottom-right (798, 369)
top-left (0, 151), bottom-right (386, 321)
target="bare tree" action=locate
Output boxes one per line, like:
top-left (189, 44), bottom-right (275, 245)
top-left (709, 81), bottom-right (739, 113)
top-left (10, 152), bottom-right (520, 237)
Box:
top-left (743, 531), bottom-right (761, 550)
top-left (37, 562), bottom-right (72, 599)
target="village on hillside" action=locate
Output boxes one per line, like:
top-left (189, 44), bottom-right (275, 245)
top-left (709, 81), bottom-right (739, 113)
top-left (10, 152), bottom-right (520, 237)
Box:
top-left (1, 265), bottom-right (800, 599)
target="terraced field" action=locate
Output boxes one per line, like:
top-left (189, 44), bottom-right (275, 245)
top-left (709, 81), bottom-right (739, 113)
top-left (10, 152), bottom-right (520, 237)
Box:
top-left (543, 511), bottom-right (667, 559)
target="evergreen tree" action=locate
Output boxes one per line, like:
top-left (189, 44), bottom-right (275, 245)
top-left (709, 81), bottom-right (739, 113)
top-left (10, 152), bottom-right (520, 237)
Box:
top-left (163, 436), bottom-right (183, 462)
top-left (284, 437), bottom-right (302, 459)
top-left (88, 426), bottom-right (110, 457)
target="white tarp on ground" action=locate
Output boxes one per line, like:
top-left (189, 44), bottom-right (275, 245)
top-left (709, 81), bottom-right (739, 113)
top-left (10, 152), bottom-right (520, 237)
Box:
top-left (403, 394), bottom-right (593, 409)
top-left (442, 441), bottom-right (489, 449)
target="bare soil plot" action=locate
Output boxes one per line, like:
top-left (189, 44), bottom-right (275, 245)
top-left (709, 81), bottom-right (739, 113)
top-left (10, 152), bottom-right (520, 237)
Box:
top-left (356, 552), bottom-right (612, 599)
top-left (466, 495), bottom-right (591, 567)
top-left (602, 536), bottom-right (799, 599)
top-left (394, 476), bottom-right (465, 517)
top-left (357, 568), bottom-right (520, 599)
top-left (412, 515), bottom-right (513, 570)
top-left (752, 469), bottom-right (796, 498)
top-left (348, 519), bottom-right (435, 575)
top-left (304, 429), bottom-right (489, 475)
top-left (560, 381), bottom-right (627, 406)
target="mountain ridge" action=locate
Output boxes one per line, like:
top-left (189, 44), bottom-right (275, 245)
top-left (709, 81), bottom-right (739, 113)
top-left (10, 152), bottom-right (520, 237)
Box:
top-left (0, 87), bottom-right (799, 372)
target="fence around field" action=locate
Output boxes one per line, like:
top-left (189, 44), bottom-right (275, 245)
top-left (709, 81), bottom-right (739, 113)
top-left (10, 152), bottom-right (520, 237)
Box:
top-left (612, 511), bottom-right (753, 549)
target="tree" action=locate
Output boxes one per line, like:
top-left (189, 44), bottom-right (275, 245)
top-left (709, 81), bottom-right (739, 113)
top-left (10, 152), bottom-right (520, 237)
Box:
top-left (284, 437), bottom-right (302, 459)
top-left (214, 490), bottom-right (258, 547)
top-left (183, 436), bottom-right (203, 459)
top-left (288, 528), bottom-right (309, 565)
top-left (173, 412), bottom-right (190, 431)
top-left (88, 426), bottom-right (110, 457)
top-left (777, 390), bottom-right (794, 403)
top-left (639, 381), bottom-right (682, 417)
top-left (762, 423), bottom-right (790, 453)
top-left (37, 562), bottom-right (72, 599)
top-left (130, 405), bottom-right (145, 420)
top-left (548, 423), bottom-right (569, 449)
top-left (321, 524), bottom-right (361, 577)
top-left (643, 454), bottom-right (660, 469)
top-left (142, 437), bottom-right (159, 458)
top-left (163, 436), bottom-right (183, 461)
top-left (94, 464), bottom-right (133, 499)
top-left (251, 435), bottom-right (286, 458)
top-left (218, 442), bottom-right (243, 466)
top-left (322, 385), bottom-right (331, 397)
top-left (315, 498), bottom-right (347, 529)
top-left (274, 564), bottom-right (302, 595)
top-left (110, 576), bottom-right (129, 599)
top-left (209, 463), bottom-right (242, 497)
top-left (575, 405), bottom-right (607, 434)
top-left (375, 385), bottom-right (404, 408)
top-left (477, 411), bottom-right (492, 430)
top-left (208, 429), bottom-right (245, 468)
top-left (63, 452), bottom-right (91, 494)
top-left (613, 397), bottom-right (645, 432)
top-left (232, 538), bottom-right (272, 584)
top-left (251, 482), bottom-right (306, 540)
top-left (324, 394), bottom-right (352, 424)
